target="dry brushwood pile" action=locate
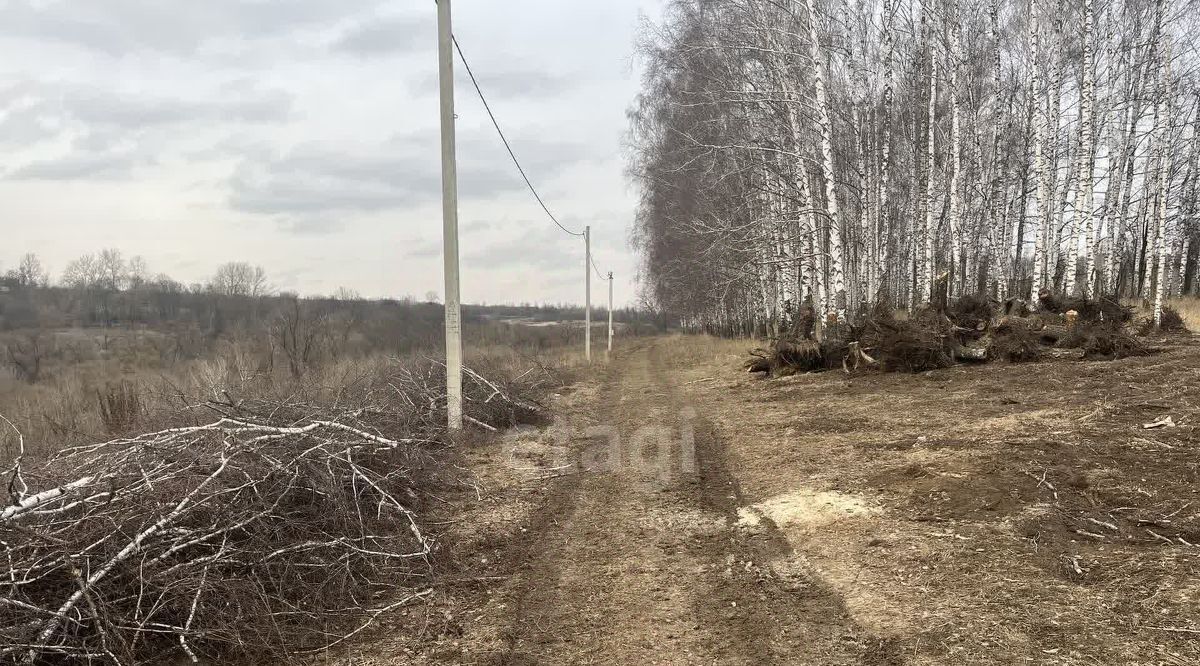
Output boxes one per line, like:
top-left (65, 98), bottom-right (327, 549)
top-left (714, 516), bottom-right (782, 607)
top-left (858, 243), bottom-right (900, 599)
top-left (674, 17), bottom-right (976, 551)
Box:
top-left (0, 360), bottom-right (548, 664)
top-left (747, 294), bottom-right (1174, 377)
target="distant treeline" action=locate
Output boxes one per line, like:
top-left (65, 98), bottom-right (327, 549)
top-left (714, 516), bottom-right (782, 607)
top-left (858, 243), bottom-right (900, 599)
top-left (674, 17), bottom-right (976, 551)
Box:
top-left (0, 251), bottom-right (671, 351)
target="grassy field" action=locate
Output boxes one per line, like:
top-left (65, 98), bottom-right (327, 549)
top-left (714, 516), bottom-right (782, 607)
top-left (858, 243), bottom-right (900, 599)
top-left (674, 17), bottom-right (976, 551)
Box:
top-left (0, 315), bottom-right (607, 461)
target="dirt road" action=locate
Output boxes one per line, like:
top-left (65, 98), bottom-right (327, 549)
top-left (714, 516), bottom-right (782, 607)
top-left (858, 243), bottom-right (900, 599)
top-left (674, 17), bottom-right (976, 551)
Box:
top-left (355, 334), bottom-right (1199, 665)
top-left (483, 337), bottom-right (888, 665)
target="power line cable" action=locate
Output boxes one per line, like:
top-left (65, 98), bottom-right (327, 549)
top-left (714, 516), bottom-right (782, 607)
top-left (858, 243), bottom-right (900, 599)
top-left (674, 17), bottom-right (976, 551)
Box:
top-left (452, 36), bottom-right (585, 238)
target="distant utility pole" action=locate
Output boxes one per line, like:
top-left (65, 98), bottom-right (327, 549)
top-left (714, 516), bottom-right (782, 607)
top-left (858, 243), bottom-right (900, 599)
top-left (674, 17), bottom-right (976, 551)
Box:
top-left (585, 225), bottom-right (592, 363)
top-left (437, 0), bottom-right (462, 430)
top-left (607, 271), bottom-right (614, 357)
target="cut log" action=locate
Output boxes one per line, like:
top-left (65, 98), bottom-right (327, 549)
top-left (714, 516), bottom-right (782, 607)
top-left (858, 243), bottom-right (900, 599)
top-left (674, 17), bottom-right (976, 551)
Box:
top-left (842, 341), bottom-right (879, 373)
top-left (746, 358), bottom-right (770, 374)
top-left (996, 315), bottom-right (1032, 332)
top-left (952, 344), bottom-right (989, 362)
top-left (1037, 325), bottom-right (1068, 345)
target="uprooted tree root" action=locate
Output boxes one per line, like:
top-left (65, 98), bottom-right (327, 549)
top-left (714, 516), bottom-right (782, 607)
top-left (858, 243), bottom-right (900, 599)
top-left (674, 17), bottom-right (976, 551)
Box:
top-left (1038, 292), bottom-right (1133, 325)
top-left (0, 360), bottom-right (546, 664)
top-left (859, 313), bottom-right (955, 373)
top-left (946, 294), bottom-right (994, 338)
top-left (751, 309), bottom-right (967, 376)
top-left (747, 338), bottom-right (846, 377)
top-left (990, 319), bottom-right (1044, 363)
top-left (1059, 324), bottom-right (1156, 360)
top-left (746, 293), bottom-right (1177, 377)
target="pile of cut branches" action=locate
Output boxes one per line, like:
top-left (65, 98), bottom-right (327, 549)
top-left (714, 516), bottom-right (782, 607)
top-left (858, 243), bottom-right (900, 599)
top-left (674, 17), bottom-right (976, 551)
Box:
top-left (1, 416), bottom-right (434, 664)
top-left (0, 358), bottom-right (549, 664)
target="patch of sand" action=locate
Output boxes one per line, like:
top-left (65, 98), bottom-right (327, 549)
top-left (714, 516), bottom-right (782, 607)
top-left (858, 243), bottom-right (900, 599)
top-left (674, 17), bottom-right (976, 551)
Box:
top-left (737, 488), bottom-right (879, 531)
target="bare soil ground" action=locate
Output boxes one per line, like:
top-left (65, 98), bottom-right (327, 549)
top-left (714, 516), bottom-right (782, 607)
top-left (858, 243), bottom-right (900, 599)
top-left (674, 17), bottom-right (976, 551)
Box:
top-left (343, 332), bottom-right (1200, 665)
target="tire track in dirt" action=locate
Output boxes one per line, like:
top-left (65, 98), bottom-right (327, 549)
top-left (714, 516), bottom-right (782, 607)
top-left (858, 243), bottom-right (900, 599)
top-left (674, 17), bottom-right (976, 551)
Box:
top-left (487, 338), bottom-right (888, 665)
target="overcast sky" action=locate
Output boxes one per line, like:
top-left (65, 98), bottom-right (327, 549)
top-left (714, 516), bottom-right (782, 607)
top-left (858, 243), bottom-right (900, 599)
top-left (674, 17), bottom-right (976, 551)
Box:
top-left (0, 1), bottom-right (663, 306)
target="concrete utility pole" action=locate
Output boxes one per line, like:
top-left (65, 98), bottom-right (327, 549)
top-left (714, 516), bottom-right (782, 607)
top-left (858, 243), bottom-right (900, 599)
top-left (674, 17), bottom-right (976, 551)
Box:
top-left (585, 225), bottom-right (592, 363)
top-left (607, 271), bottom-right (614, 357)
top-left (437, 0), bottom-right (462, 430)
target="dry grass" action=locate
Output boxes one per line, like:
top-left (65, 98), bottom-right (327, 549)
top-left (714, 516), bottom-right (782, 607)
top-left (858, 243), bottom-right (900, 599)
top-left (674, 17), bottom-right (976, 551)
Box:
top-left (1128, 297), bottom-right (1200, 331)
top-left (658, 333), bottom-right (758, 371)
top-left (0, 323), bottom-right (591, 463)
top-left (675, 334), bottom-right (1200, 664)
top-left (1167, 297), bottom-right (1200, 330)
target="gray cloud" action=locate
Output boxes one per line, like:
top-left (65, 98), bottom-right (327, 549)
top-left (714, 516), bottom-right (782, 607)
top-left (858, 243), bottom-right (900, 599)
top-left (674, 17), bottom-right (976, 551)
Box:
top-left (227, 142), bottom-right (445, 217)
top-left (3, 0), bottom-right (386, 56)
top-left (0, 103), bottom-right (61, 147)
top-left (413, 67), bottom-right (579, 100)
top-left (332, 15), bottom-right (430, 57)
top-left (281, 216), bottom-right (345, 235)
top-left (226, 133), bottom-right (592, 224)
top-left (465, 224), bottom-right (581, 272)
top-left (7, 151), bottom-right (143, 181)
top-left (61, 85), bottom-right (292, 129)
top-left (404, 238), bottom-right (442, 259)
top-left (455, 132), bottom-right (596, 183)
top-left (0, 81), bottom-right (292, 155)
top-left (0, 82), bottom-right (294, 180)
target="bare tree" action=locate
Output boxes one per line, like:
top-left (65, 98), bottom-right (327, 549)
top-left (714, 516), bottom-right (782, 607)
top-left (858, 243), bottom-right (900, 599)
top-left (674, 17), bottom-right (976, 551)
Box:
top-left (96, 248), bottom-right (127, 291)
top-left (126, 255), bottom-right (149, 289)
top-left (61, 254), bottom-right (101, 290)
top-left (4, 332), bottom-right (50, 383)
top-left (271, 297), bottom-right (328, 378)
top-left (1153, 28), bottom-right (1173, 326)
top-left (5, 253), bottom-right (49, 288)
top-left (209, 262), bottom-right (270, 297)
top-left (333, 286), bottom-right (362, 301)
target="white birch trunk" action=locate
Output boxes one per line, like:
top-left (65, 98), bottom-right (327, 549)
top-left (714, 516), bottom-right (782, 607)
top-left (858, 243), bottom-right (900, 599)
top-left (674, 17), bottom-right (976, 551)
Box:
top-left (1064, 5), bottom-right (1094, 296)
top-left (1029, 0), bottom-right (1050, 304)
top-left (947, 10), bottom-right (964, 299)
top-left (876, 0), bottom-right (896, 302)
top-left (922, 56), bottom-right (937, 305)
top-left (1153, 35), bottom-right (1173, 326)
top-left (802, 0), bottom-right (846, 322)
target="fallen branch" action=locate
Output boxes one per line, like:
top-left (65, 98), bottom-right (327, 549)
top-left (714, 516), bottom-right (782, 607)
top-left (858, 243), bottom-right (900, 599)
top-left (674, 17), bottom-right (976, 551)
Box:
top-left (1146, 626), bottom-right (1200, 635)
top-left (1, 413), bottom-right (437, 664)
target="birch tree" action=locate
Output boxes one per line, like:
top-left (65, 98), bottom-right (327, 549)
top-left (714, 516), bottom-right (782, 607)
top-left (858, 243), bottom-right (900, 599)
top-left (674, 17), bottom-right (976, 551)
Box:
top-left (628, 0), bottom-right (1200, 334)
